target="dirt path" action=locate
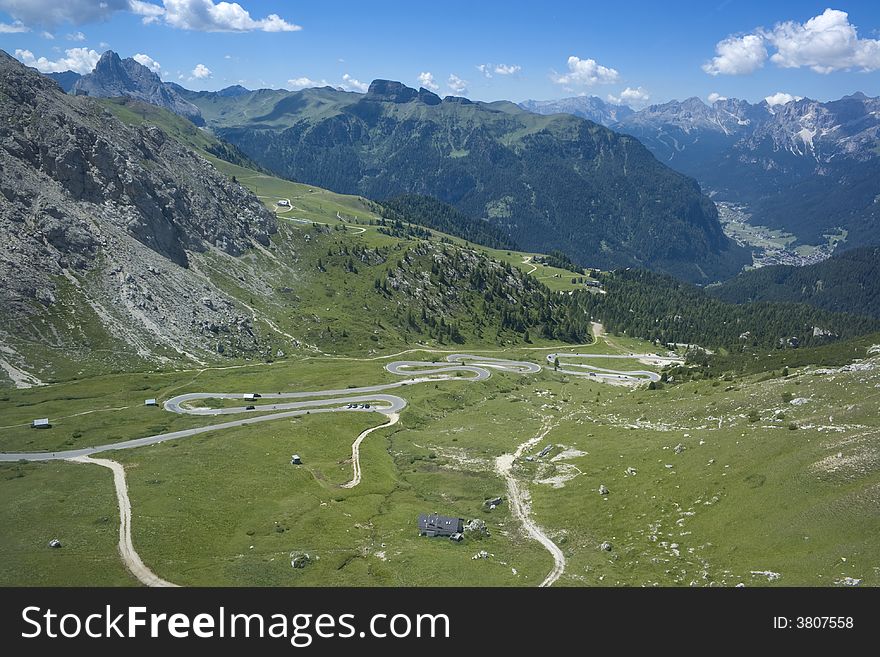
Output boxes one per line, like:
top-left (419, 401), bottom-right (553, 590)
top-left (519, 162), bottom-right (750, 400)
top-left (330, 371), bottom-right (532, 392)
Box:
top-left (522, 256), bottom-right (538, 275)
top-left (591, 321), bottom-right (627, 353)
top-left (341, 413), bottom-right (399, 489)
top-left (69, 455), bottom-right (178, 587)
top-left (495, 419), bottom-right (565, 587)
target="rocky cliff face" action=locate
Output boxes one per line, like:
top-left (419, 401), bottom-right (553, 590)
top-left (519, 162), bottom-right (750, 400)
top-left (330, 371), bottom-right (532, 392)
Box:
top-left (0, 49), bottom-right (279, 380)
top-left (73, 50), bottom-right (204, 125)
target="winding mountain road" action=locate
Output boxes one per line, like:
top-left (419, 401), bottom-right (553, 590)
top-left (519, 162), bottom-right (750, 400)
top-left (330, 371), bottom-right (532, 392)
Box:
top-left (2, 350), bottom-right (667, 587)
top-left (546, 352), bottom-right (682, 383)
top-left (0, 355), bottom-right (539, 464)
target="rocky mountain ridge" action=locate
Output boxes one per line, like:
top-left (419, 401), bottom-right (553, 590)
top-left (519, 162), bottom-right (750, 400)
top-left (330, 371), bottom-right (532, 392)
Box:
top-left (180, 78), bottom-right (748, 283)
top-left (72, 51), bottom-right (204, 125)
top-left (0, 49), bottom-right (279, 380)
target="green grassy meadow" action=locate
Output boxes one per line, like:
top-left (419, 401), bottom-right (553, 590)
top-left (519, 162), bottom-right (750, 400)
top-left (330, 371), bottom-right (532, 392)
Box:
top-left (2, 335), bottom-right (878, 586)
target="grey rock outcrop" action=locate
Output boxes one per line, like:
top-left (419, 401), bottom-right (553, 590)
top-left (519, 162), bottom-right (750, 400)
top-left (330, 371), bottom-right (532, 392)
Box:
top-left (73, 51), bottom-right (204, 125)
top-left (0, 49), bottom-right (279, 374)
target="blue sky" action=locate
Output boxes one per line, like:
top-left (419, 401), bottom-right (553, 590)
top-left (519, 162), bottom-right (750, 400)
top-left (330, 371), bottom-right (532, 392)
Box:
top-left (1, 1), bottom-right (879, 106)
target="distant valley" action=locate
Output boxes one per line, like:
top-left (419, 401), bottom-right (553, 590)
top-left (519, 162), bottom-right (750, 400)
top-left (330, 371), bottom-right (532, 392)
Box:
top-left (525, 93), bottom-right (880, 260)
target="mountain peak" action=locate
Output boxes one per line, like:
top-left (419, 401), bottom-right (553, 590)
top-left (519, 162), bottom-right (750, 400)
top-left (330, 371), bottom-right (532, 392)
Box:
top-left (680, 96), bottom-right (708, 109)
top-left (217, 84), bottom-right (250, 97)
top-left (71, 50), bottom-right (203, 125)
top-left (365, 79), bottom-right (442, 105)
top-left (366, 79), bottom-right (418, 102)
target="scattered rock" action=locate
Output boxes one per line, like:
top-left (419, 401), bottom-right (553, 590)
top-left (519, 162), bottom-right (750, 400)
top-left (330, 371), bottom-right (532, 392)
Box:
top-left (464, 518), bottom-right (489, 537)
top-left (48, 538), bottom-right (62, 548)
top-left (674, 443), bottom-right (685, 454)
top-left (625, 467), bottom-right (637, 476)
top-left (599, 541), bottom-right (612, 551)
top-left (836, 577), bottom-right (861, 586)
top-left (290, 551), bottom-right (311, 569)
top-left (598, 484), bottom-right (609, 495)
top-left (750, 570), bottom-right (781, 582)
top-left (472, 550), bottom-right (491, 560)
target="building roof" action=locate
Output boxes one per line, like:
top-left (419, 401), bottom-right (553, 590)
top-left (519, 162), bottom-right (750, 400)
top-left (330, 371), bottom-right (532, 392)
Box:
top-left (418, 513), bottom-right (463, 534)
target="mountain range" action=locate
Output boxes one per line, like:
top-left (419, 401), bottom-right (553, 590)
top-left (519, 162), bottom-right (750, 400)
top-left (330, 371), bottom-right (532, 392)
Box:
top-left (29, 49), bottom-right (879, 283)
top-left (71, 50), bottom-right (204, 125)
top-left (178, 77), bottom-right (749, 282)
top-left (29, 52), bottom-right (754, 282)
top-left (0, 49), bottom-right (598, 382)
top-left (519, 96), bottom-right (634, 126)
top-left (525, 93), bottom-right (880, 249)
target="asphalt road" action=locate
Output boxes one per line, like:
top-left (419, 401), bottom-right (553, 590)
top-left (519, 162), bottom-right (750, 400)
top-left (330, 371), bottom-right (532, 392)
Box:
top-left (0, 355), bottom-right (538, 462)
top-left (546, 352), bottom-right (681, 383)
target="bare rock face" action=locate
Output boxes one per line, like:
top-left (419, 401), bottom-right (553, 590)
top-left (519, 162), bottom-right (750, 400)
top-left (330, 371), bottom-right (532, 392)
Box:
top-left (0, 49), bottom-right (280, 372)
top-left (73, 51), bottom-right (204, 125)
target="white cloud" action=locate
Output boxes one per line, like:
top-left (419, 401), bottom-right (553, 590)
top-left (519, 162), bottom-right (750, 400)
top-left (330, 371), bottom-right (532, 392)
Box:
top-left (41, 31), bottom-right (54, 39)
top-left (133, 53), bottom-right (161, 72)
top-left (66, 31), bottom-right (85, 41)
top-left (607, 86), bottom-right (651, 108)
top-left (417, 71), bottom-right (439, 91)
top-left (190, 63), bottom-right (212, 79)
top-left (477, 62), bottom-right (521, 78)
top-left (447, 74), bottom-right (468, 94)
top-left (161, 0), bottom-right (301, 32)
top-left (765, 8), bottom-right (880, 73)
top-left (704, 8), bottom-right (880, 76)
top-left (0, 0), bottom-right (301, 32)
top-left (0, 0), bottom-right (132, 27)
top-left (129, 0), bottom-right (164, 24)
top-left (0, 20), bottom-right (29, 33)
top-left (494, 63), bottom-right (521, 75)
top-left (287, 76), bottom-right (329, 90)
top-left (15, 47), bottom-right (100, 73)
top-left (764, 91), bottom-right (803, 107)
top-left (702, 34), bottom-right (767, 75)
top-left (341, 73), bottom-right (368, 92)
top-left (552, 56), bottom-right (619, 87)
top-left (707, 92), bottom-right (727, 103)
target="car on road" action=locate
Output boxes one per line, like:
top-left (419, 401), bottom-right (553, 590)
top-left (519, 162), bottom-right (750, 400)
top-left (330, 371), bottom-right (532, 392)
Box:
top-left (245, 405), bottom-right (255, 410)
top-left (364, 404), bottom-right (370, 409)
